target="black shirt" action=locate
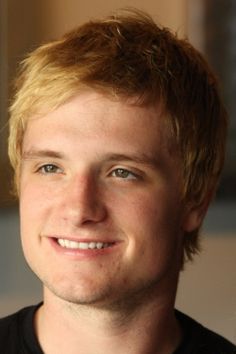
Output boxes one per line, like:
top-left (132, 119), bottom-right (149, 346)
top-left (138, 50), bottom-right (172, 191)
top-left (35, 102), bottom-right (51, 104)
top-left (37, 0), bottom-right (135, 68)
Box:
top-left (0, 304), bottom-right (235, 353)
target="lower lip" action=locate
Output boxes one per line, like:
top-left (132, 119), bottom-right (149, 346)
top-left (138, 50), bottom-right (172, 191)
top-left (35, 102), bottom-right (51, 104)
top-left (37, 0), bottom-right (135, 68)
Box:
top-left (47, 237), bottom-right (120, 259)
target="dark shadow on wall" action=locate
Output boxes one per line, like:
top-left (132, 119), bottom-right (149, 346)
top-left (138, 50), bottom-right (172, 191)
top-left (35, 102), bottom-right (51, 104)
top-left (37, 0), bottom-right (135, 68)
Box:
top-left (204, 0), bottom-right (236, 200)
top-left (0, 0), bottom-right (46, 206)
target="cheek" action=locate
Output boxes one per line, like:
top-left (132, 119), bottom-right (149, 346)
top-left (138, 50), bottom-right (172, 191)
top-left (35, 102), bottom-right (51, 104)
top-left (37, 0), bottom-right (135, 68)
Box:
top-left (20, 177), bottom-right (54, 210)
top-left (19, 182), bottom-right (54, 267)
top-left (19, 179), bottom-right (54, 236)
top-left (111, 188), bottom-right (180, 234)
top-left (111, 189), bottom-right (183, 259)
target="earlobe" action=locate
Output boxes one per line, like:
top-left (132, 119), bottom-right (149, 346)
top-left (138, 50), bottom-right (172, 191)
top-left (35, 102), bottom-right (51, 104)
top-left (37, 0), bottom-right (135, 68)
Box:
top-left (182, 206), bottom-right (204, 233)
top-left (182, 195), bottom-right (211, 233)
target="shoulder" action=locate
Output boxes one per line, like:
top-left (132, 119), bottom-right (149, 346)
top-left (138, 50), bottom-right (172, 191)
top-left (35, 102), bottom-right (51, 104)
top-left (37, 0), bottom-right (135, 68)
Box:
top-left (0, 306), bottom-right (32, 340)
top-left (176, 310), bottom-right (236, 354)
top-left (0, 304), bottom-right (41, 351)
top-left (0, 309), bottom-right (21, 341)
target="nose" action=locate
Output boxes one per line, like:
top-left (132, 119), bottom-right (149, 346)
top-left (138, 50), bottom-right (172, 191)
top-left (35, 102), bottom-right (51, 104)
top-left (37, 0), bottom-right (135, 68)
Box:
top-left (58, 173), bottom-right (107, 226)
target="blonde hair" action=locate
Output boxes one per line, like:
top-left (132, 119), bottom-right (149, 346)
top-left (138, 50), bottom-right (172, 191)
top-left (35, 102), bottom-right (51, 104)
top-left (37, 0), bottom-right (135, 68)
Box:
top-left (8, 9), bottom-right (227, 261)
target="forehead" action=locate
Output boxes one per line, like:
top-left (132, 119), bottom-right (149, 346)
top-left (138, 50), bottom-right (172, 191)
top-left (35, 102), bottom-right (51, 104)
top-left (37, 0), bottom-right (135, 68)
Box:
top-left (22, 91), bottom-right (175, 156)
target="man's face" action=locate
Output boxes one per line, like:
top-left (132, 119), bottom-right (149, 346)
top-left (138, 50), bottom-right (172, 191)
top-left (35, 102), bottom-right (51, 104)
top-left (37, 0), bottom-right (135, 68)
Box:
top-left (19, 91), bottom-right (191, 308)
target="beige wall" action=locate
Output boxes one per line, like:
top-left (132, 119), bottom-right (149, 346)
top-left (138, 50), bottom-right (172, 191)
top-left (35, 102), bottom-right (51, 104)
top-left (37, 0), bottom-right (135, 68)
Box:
top-left (38, 0), bottom-right (187, 38)
top-left (176, 235), bottom-right (236, 343)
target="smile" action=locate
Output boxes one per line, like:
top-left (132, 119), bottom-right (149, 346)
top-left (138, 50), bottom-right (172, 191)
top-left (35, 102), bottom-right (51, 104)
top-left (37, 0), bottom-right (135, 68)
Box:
top-left (57, 239), bottom-right (112, 250)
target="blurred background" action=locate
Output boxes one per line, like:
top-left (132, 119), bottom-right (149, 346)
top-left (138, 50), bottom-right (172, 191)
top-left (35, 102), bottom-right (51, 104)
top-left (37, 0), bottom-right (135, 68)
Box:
top-left (0, 0), bottom-right (235, 343)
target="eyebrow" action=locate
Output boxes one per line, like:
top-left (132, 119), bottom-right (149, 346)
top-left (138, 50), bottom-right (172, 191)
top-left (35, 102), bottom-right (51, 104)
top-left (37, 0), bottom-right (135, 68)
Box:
top-left (22, 149), bottom-right (66, 160)
top-left (103, 153), bottom-right (160, 169)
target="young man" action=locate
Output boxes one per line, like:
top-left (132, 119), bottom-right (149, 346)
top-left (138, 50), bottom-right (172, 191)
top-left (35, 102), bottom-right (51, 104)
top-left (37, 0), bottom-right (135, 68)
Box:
top-left (1, 9), bottom-right (235, 354)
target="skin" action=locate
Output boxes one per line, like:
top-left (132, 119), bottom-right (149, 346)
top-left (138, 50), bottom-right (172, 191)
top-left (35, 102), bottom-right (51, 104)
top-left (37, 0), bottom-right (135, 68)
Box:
top-left (19, 91), bottom-right (202, 354)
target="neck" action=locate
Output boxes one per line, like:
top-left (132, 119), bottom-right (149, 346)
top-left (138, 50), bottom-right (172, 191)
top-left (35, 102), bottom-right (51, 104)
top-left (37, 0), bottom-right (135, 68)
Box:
top-left (35, 286), bottom-right (182, 354)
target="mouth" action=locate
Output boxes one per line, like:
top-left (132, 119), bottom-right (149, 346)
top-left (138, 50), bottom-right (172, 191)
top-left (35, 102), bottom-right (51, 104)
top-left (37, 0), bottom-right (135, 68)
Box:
top-left (56, 238), bottom-right (115, 250)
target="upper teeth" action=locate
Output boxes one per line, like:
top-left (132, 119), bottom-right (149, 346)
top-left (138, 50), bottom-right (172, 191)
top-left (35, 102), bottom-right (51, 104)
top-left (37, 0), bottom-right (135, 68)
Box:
top-left (57, 239), bottom-right (110, 250)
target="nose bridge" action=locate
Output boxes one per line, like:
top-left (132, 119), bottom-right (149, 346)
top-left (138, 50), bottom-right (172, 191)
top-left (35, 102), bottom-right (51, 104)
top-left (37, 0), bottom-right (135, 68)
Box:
top-left (60, 171), bottom-right (106, 224)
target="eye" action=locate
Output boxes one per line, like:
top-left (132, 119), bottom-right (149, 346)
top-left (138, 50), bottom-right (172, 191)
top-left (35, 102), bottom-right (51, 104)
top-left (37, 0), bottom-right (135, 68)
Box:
top-left (111, 168), bottom-right (137, 180)
top-left (37, 164), bottom-right (63, 174)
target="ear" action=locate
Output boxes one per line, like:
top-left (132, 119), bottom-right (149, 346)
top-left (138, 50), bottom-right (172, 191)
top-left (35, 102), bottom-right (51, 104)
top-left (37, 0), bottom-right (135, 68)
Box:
top-left (182, 193), bottom-right (212, 233)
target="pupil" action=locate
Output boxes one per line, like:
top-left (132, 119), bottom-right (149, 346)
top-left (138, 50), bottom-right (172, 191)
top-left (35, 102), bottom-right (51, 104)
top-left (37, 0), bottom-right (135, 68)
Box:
top-left (117, 169), bottom-right (128, 177)
top-left (46, 165), bottom-right (55, 172)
